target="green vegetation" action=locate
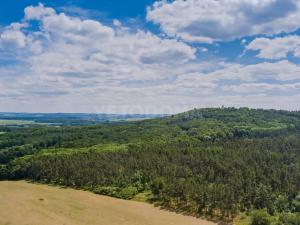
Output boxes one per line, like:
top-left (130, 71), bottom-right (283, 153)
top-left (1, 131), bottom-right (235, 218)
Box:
top-left (37, 143), bottom-right (128, 156)
top-left (0, 112), bottom-right (164, 126)
top-left (92, 186), bottom-right (138, 199)
top-left (251, 209), bottom-right (274, 225)
top-left (278, 212), bottom-right (300, 225)
top-left (236, 210), bottom-right (300, 225)
top-left (0, 120), bottom-right (37, 126)
top-left (1, 108), bottom-right (300, 223)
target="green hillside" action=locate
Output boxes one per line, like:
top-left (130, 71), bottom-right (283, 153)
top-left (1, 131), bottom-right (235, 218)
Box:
top-left (1, 108), bottom-right (300, 224)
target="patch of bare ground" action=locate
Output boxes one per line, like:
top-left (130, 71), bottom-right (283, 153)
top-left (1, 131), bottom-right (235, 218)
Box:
top-left (0, 181), bottom-right (216, 225)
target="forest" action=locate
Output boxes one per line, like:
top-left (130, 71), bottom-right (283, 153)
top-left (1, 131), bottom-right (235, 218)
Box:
top-left (0, 107), bottom-right (300, 225)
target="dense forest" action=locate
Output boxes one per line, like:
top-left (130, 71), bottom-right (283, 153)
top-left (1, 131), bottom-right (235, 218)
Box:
top-left (1, 108), bottom-right (300, 224)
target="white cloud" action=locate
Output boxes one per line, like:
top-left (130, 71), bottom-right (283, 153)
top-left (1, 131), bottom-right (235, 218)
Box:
top-left (24, 3), bottom-right (55, 20)
top-left (1, 4), bottom-right (300, 113)
top-left (207, 60), bottom-right (300, 82)
top-left (0, 29), bottom-right (26, 48)
top-left (147, 0), bottom-right (300, 43)
top-left (0, 4), bottom-right (198, 111)
top-left (15, 4), bottom-right (196, 82)
top-left (246, 35), bottom-right (300, 59)
top-left (113, 19), bottom-right (122, 27)
top-left (0, 23), bottom-right (28, 49)
top-left (223, 82), bottom-right (300, 93)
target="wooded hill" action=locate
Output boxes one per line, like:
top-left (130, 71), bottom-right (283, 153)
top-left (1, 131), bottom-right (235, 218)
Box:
top-left (1, 108), bottom-right (300, 224)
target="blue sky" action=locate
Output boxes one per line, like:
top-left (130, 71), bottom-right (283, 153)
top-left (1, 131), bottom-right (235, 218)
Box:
top-left (0, 0), bottom-right (154, 22)
top-left (1, 0), bottom-right (300, 113)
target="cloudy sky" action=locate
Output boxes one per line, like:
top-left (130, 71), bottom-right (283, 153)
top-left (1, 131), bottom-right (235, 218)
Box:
top-left (1, 0), bottom-right (300, 114)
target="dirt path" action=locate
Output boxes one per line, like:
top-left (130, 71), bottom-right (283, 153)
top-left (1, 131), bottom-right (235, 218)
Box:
top-left (0, 181), bottom-right (216, 225)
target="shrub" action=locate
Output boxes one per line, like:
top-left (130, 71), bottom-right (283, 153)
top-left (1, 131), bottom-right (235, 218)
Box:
top-left (278, 212), bottom-right (300, 225)
top-left (150, 177), bottom-right (166, 196)
top-left (0, 164), bottom-right (9, 180)
top-left (292, 194), bottom-right (300, 213)
top-left (251, 209), bottom-right (272, 225)
top-left (92, 186), bottom-right (119, 198)
top-left (119, 186), bottom-right (138, 200)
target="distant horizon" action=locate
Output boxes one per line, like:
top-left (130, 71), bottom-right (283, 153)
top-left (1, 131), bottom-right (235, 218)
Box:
top-left (1, 106), bottom-right (300, 115)
top-left (0, 111), bottom-right (168, 115)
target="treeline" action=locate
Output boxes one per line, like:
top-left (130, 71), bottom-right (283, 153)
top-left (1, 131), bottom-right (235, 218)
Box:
top-left (3, 135), bottom-right (300, 221)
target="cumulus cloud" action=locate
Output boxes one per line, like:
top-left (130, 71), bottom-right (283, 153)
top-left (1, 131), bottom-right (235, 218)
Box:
top-left (246, 35), bottom-right (300, 59)
top-left (0, 30), bottom-right (27, 48)
top-left (1, 3), bottom-right (196, 82)
top-left (24, 3), bottom-right (55, 20)
top-left (0, 23), bottom-right (28, 49)
top-left (1, 3), bottom-right (300, 113)
top-left (0, 4), bottom-right (199, 112)
top-left (147, 0), bottom-right (300, 43)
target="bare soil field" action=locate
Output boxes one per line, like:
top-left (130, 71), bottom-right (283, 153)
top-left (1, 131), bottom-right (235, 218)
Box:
top-left (0, 181), bottom-right (216, 225)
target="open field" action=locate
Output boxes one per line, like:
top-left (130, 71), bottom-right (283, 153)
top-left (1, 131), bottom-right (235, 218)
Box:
top-left (0, 181), bottom-right (216, 225)
top-left (0, 119), bottom-right (37, 126)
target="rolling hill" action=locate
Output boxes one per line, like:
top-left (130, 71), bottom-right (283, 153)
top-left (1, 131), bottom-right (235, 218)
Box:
top-left (1, 108), bottom-right (300, 224)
